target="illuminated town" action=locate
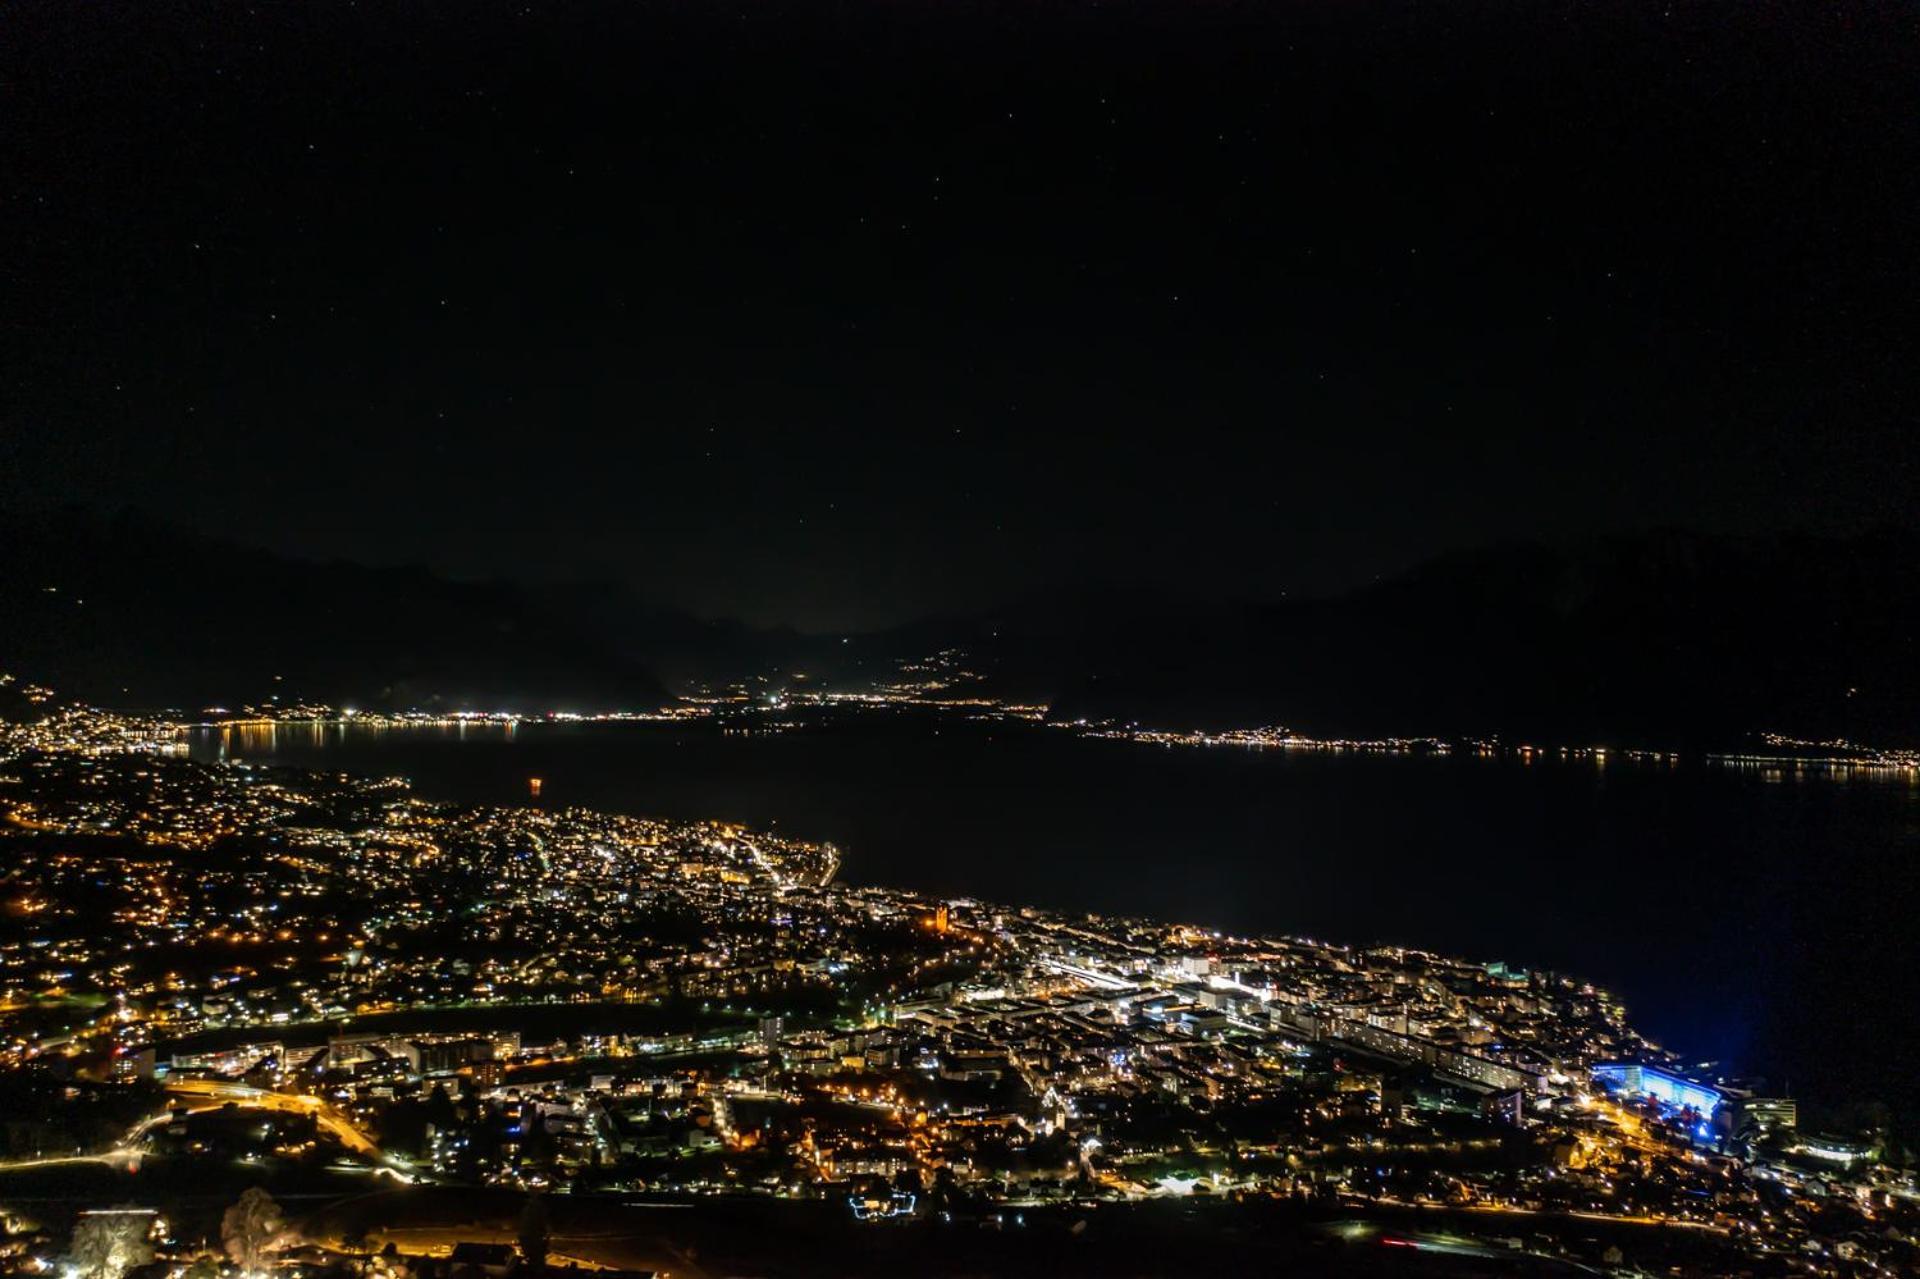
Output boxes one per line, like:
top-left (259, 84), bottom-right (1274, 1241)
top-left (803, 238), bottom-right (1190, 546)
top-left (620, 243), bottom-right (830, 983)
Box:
top-left (0, 682), bottom-right (1913, 1277)
top-left (154, 650), bottom-right (1920, 781)
top-left (9, 0), bottom-right (1915, 1268)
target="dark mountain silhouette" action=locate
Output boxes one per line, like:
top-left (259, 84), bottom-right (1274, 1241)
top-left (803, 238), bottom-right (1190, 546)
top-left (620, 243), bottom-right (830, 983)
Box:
top-left (998, 531), bottom-right (1920, 749)
top-left (0, 509), bottom-right (666, 714)
top-left (3, 510), bottom-right (1916, 748)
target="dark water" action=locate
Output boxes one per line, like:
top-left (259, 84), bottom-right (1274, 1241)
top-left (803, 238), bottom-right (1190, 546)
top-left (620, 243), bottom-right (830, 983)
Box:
top-left (188, 719), bottom-right (1920, 1123)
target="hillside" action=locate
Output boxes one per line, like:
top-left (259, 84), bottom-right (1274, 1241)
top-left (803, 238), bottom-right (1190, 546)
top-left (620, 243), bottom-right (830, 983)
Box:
top-left (1023, 531), bottom-right (1920, 748)
top-left (4, 512), bottom-right (1916, 747)
top-left (0, 509), bottom-right (666, 714)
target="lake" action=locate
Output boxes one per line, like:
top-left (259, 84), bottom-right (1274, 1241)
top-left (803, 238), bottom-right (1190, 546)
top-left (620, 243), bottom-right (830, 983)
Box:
top-left (186, 716), bottom-right (1920, 1125)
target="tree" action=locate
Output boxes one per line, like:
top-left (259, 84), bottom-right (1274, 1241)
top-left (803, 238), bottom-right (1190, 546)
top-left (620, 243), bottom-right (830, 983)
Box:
top-left (68, 1212), bottom-right (154, 1279)
top-left (425, 1083), bottom-right (457, 1132)
top-left (222, 1187), bottom-right (285, 1275)
top-left (516, 1193), bottom-right (550, 1274)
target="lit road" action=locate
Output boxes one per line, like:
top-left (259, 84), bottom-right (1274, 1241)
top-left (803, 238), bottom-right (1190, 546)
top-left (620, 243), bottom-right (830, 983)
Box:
top-left (0, 1083), bottom-right (385, 1174)
top-left (161, 1078), bottom-right (384, 1159)
top-left (0, 1107), bottom-right (176, 1172)
top-left (1366, 1194), bottom-right (1730, 1235)
top-left (0, 1149), bottom-right (141, 1172)
top-left (1035, 957), bottom-right (1132, 990)
top-left (373, 1224), bottom-right (704, 1279)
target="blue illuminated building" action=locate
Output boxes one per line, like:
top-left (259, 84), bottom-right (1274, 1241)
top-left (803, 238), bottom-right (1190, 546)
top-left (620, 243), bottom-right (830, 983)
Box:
top-left (849, 1190), bottom-right (916, 1221)
top-left (1592, 1063), bottom-right (1722, 1116)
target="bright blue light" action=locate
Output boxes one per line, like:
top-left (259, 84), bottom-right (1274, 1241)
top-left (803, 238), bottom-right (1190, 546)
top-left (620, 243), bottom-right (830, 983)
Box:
top-left (1592, 1063), bottom-right (1721, 1117)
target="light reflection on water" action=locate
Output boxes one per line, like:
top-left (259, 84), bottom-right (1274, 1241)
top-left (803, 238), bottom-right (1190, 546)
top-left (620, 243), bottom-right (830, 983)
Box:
top-left (197, 718), bottom-right (516, 761)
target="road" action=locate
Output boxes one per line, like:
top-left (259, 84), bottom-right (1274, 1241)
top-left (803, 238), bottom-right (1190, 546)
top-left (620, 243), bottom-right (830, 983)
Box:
top-left (356, 1221), bottom-right (704, 1279)
top-left (160, 1078), bottom-right (386, 1158)
top-left (0, 1078), bottom-right (399, 1179)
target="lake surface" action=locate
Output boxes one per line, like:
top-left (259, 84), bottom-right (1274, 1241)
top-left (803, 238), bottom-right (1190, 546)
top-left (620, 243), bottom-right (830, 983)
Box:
top-left (187, 718), bottom-right (1920, 1123)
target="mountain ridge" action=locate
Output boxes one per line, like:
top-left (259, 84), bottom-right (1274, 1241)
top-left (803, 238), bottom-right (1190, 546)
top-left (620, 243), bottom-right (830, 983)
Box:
top-left (3, 508), bottom-right (1915, 747)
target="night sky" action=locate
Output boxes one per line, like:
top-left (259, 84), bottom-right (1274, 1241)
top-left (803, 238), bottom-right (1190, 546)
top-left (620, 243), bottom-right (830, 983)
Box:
top-left (8, 1), bottom-right (1916, 630)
